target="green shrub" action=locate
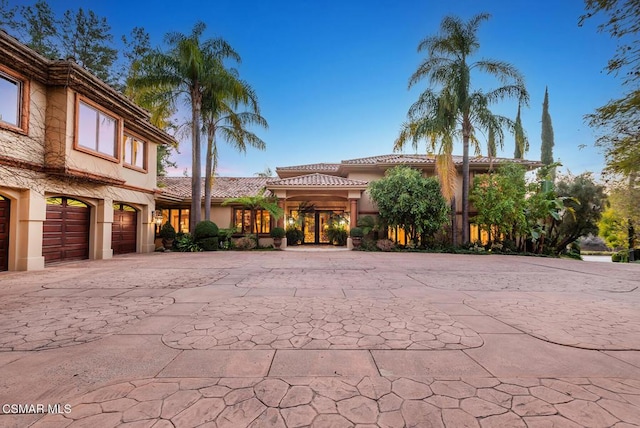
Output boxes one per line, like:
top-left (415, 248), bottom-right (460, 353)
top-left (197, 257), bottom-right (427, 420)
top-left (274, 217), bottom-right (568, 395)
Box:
top-left (327, 226), bottom-right (348, 246)
top-left (174, 234), bottom-right (201, 252)
top-left (159, 222), bottom-right (176, 240)
top-left (286, 227), bottom-right (303, 245)
top-left (270, 227), bottom-right (286, 238)
top-left (199, 237), bottom-right (219, 251)
top-left (612, 250), bottom-right (629, 262)
top-left (218, 228), bottom-right (237, 250)
top-left (193, 220), bottom-right (219, 241)
top-left (350, 227), bottom-right (364, 238)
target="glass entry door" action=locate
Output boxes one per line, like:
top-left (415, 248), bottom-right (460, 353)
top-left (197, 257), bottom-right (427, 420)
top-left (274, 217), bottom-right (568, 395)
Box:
top-left (303, 211), bottom-right (334, 244)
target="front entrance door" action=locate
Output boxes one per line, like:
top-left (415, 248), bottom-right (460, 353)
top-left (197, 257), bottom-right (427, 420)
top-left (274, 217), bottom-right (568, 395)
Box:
top-left (302, 211), bottom-right (333, 244)
top-left (0, 196), bottom-right (9, 271)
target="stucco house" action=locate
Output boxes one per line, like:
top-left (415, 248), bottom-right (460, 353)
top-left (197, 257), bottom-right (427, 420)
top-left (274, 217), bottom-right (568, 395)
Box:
top-left (0, 31), bottom-right (176, 271)
top-left (157, 154), bottom-right (542, 247)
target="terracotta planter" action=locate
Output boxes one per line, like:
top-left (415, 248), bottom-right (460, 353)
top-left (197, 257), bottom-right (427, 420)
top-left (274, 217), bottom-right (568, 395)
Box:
top-left (352, 237), bottom-right (362, 248)
top-left (162, 238), bottom-right (174, 250)
top-left (273, 237), bottom-right (282, 249)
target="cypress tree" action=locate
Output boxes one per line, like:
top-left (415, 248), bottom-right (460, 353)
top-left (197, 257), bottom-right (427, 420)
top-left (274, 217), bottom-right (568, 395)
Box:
top-left (541, 87), bottom-right (555, 168)
top-left (513, 104), bottom-right (527, 159)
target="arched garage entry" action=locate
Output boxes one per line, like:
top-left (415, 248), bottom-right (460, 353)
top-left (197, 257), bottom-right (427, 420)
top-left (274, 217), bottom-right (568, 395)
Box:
top-left (112, 203), bottom-right (137, 255)
top-left (0, 195), bottom-right (9, 271)
top-left (43, 197), bottom-right (90, 264)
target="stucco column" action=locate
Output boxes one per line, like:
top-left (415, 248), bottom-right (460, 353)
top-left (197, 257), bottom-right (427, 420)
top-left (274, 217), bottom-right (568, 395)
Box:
top-left (277, 198), bottom-right (285, 228)
top-left (140, 203), bottom-right (155, 253)
top-left (16, 189), bottom-right (45, 271)
top-left (349, 198), bottom-right (358, 229)
top-left (95, 199), bottom-right (113, 260)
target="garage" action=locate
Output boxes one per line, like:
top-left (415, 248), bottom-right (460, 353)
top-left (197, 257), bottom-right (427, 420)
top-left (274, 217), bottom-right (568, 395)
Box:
top-left (0, 196), bottom-right (9, 271)
top-left (43, 197), bottom-right (90, 264)
top-left (112, 203), bottom-right (137, 255)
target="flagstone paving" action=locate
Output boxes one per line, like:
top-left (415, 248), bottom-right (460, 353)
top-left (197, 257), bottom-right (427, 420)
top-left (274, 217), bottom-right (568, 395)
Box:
top-left (0, 251), bottom-right (638, 428)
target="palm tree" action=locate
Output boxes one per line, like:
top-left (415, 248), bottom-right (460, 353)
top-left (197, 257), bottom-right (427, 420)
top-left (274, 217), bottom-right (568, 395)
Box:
top-left (395, 14), bottom-right (528, 244)
top-left (131, 22), bottom-right (239, 233)
top-left (201, 68), bottom-right (267, 221)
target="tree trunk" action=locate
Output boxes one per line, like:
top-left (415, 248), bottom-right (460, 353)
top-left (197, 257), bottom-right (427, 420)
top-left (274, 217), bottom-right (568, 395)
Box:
top-left (190, 90), bottom-right (202, 234)
top-left (462, 117), bottom-right (471, 244)
top-left (204, 127), bottom-right (216, 221)
top-left (450, 197), bottom-right (457, 246)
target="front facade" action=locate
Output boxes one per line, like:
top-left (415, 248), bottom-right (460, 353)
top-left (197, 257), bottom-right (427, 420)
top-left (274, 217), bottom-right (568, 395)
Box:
top-left (0, 32), bottom-right (175, 271)
top-left (158, 154), bottom-right (541, 246)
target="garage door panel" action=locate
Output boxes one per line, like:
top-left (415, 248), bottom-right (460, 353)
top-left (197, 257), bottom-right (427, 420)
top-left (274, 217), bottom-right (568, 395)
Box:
top-left (44, 198), bottom-right (89, 264)
top-left (0, 198), bottom-right (9, 271)
top-left (112, 206), bottom-right (137, 255)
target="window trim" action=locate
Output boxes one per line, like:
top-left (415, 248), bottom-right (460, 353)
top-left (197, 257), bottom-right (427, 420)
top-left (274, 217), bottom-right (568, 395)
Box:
top-left (0, 64), bottom-right (29, 135)
top-left (74, 95), bottom-right (121, 163)
top-left (122, 130), bottom-right (148, 173)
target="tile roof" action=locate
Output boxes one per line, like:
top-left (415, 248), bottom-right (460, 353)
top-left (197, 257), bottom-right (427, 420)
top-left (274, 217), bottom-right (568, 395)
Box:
top-left (341, 154), bottom-right (542, 166)
top-left (267, 173), bottom-right (368, 187)
top-left (276, 163), bottom-right (341, 172)
top-left (158, 177), bottom-right (270, 200)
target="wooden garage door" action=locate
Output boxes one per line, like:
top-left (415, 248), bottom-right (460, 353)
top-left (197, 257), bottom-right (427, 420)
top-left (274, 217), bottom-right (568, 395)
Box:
top-left (43, 197), bottom-right (90, 264)
top-left (0, 196), bottom-right (9, 271)
top-left (112, 203), bottom-right (137, 255)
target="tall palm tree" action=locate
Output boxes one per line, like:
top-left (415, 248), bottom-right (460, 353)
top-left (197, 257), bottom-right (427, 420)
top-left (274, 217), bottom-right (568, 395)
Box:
top-left (131, 22), bottom-right (239, 233)
top-left (201, 67), bottom-right (267, 221)
top-left (395, 13), bottom-right (528, 244)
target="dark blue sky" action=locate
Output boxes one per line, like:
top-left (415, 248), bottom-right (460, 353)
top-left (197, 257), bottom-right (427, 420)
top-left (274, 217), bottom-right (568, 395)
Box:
top-left (27, 0), bottom-right (620, 177)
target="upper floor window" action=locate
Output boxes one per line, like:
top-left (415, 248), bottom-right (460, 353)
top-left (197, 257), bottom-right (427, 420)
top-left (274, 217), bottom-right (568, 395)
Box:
top-left (123, 133), bottom-right (146, 171)
top-left (0, 67), bottom-right (28, 133)
top-left (75, 98), bottom-right (119, 160)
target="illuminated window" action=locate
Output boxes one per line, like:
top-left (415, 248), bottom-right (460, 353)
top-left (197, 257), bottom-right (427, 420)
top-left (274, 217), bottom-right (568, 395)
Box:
top-left (76, 99), bottom-right (119, 159)
top-left (123, 134), bottom-right (146, 170)
top-left (155, 208), bottom-right (189, 237)
top-left (0, 67), bottom-right (28, 132)
top-left (233, 208), bottom-right (271, 234)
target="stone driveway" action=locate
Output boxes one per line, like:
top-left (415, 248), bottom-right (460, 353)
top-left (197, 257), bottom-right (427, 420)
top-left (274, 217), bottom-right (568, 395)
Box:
top-left (0, 250), bottom-right (639, 427)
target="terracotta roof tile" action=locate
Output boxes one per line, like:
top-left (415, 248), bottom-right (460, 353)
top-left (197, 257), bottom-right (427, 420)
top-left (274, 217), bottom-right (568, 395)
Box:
top-left (267, 173), bottom-right (368, 187)
top-left (341, 154), bottom-right (542, 166)
top-left (276, 163), bottom-right (341, 172)
top-left (158, 177), bottom-right (270, 200)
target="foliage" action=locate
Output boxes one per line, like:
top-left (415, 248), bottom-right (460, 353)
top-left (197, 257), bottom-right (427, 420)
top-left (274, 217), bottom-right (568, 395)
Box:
top-left (18, 0), bottom-right (59, 59)
top-left (581, 1), bottom-right (640, 180)
top-left (174, 233), bottom-right (202, 252)
top-left (217, 228), bottom-right (237, 250)
top-left (513, 104), bottom-right (528, 159)
top-left (540, 87), bottom-right (555, 179)
top-left (470, 163), bottom-right (527, 244)
top-left (356, 215), bottom-right (382, 237)
top-left (350, 227), bottom-right (364, 238)
top-left (550, 173), bottom-right (607, 253)
top-left (599, 207), bottom-right (628, 249)
top-left (199, 237), bottom-right (218, 251)
top-left (369, 166), bottom-right (449, 246)
top-left (612, 250), bottom-right (629, 263)
top-left (394, 13), bottom-right (528, 244)
top-left (270, 227), bottom-right (286, 239)
top-left (222, 189), bottom-right (283, 235)
top-left (376, 239), bottom-right (396, 252)
top-left (193, 220), bottom-right (219, 241)
top-left (285, 227), bottom-right (303, 245)
top-left (327, 226), bottom-right (348, 246)
top-left (235, 236), bottom-right (257, 250)
top-left (159, 222), bottom-right (176, 240)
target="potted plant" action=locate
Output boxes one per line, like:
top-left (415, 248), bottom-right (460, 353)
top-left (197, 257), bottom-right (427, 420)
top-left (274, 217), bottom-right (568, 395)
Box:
top-left (159, 222), bottom-right (176, 250)
top-left (350, 227), bottom-right (364, 248)
top-left (286, 226), bottom-right (303, 245)
top-left (270, 227), bottom-right (286, 249)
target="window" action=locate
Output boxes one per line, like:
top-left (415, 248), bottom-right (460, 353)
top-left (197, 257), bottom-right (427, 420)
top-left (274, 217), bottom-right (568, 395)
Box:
top-left (154, 208), bottom-right (189, 237)
top-left (233, 208), bottom-right (271, 234)
top-left (123, 133), bottom-right (146, 170)
top-left (76, 98), bottom-right (119, 159)
top-left (0, 67), bottom-right (28, 132)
